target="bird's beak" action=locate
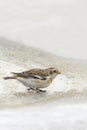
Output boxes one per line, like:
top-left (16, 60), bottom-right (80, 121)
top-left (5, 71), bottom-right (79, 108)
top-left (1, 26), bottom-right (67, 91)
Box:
top-left (57, 70), bottom-right (61, 74)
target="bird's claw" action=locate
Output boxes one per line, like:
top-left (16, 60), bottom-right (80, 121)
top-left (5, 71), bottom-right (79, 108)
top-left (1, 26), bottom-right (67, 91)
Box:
top-left (36, 89), bottom-right (47, 93)
top-left (27, 88), bottom-right (46, 93)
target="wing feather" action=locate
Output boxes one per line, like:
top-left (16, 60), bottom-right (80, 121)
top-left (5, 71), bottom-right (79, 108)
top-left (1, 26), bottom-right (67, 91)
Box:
top-left (11, 71), bottom-right (46, 80)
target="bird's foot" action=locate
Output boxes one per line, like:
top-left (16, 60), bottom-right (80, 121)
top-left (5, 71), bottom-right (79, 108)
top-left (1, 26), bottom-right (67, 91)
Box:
top-left (27, 88), bottom-right (46, 93)
top-left (36, 89), bottom-right (47, 93)
top-left (27, 87), bottom-right (36, 92)
top-left (27, 88), bottom-right (31, 91)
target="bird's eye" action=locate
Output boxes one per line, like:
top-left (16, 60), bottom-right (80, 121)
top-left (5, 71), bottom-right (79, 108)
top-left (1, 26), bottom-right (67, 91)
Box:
top-left (53, 70), bottom-right (56, 73)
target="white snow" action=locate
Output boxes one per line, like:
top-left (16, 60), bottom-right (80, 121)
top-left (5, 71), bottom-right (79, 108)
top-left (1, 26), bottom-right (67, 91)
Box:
top-left (0, 105), bottom-right (87, 130)
top-left (0, 42), bottom-right (87, 129)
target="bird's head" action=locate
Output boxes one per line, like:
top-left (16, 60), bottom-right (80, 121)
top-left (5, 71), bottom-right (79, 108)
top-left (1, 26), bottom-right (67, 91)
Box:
top-left (47, 67), bottom-right (61, 79)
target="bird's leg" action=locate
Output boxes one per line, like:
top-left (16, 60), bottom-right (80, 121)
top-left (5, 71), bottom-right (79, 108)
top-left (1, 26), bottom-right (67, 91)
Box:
top-left (27, 87), bottom-right (35, 91)
top-left (27, 88), bottom-right (31, 91)
top-left (36, 88), bottom-right (47, 92)
top-left (27, 88), bottom-right (46, 92)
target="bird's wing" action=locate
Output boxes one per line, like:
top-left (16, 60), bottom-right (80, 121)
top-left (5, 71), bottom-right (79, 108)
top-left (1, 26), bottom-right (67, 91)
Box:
top-left (31, 75), bottom-right (47, 80)
top-left (11, 72), bottom-right (46, 80)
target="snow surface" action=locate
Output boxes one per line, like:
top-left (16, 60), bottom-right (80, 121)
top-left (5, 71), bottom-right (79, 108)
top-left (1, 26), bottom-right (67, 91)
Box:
top-left (0, 40), bottom-right (87, 130)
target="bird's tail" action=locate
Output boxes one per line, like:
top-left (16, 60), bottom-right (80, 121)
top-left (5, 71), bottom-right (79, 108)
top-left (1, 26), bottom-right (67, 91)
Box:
top-left (3, 76), bottom-right (16, 80)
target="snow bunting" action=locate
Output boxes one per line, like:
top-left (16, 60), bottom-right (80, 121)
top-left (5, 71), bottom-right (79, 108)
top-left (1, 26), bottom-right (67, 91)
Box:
top-left (3, 67), bottom-right (61, 92)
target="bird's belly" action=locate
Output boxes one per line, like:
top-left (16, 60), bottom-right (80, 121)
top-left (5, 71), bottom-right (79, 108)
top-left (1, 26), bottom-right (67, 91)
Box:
top-left (18, 77), bottom-right (52, 89)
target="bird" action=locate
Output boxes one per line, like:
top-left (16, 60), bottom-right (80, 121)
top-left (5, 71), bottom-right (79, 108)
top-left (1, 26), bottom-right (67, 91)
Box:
top-left (3, 67), bottom-right (61, 92)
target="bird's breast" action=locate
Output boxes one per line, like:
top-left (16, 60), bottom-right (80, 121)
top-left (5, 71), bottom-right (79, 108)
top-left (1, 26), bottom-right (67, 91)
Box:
top-left (18, 76), bottom-right (52, 88)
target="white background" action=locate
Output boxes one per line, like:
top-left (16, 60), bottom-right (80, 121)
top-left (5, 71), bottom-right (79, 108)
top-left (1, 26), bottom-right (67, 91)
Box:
top-left (0, 0), bottom-right (87, 59)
